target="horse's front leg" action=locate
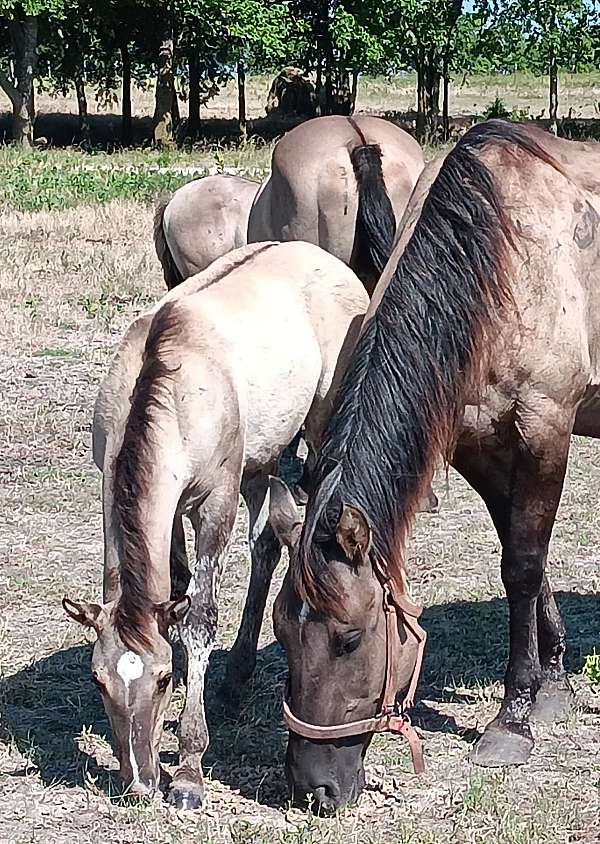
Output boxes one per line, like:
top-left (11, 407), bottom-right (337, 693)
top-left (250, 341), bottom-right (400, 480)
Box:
top-left (471, 418), bottom-right (572, 767)
top-left (170, 513), bottom-right (191, 600)
top-left (168, 483), bottom-right (238, 810)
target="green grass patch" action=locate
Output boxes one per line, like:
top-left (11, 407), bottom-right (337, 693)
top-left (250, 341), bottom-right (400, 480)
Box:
top-left (0, 141), bottom-right (270, 212)
top-left (0, 148), bottom-right (194, 211)
top-left (33, 346), bottom-right (74, 358)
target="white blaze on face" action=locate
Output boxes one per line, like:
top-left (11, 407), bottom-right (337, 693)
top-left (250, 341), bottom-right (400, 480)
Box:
top-left (116, 651), bottom-right (145, 785)
top-left (128, 718), bottom-right (140, 785)
top-left (116, 651), bottom-right (144, 688)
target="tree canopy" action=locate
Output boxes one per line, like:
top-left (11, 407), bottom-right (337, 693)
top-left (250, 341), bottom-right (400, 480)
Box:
top-left (0, 0), bottom-right (598, 146)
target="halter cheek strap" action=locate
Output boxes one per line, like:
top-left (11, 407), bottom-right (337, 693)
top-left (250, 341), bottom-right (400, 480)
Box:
top-left (282, 580), bottom-right (427, 775)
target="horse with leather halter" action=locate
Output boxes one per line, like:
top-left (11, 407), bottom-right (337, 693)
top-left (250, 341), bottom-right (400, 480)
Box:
top-left (269, 120), bottom-right (600, 812)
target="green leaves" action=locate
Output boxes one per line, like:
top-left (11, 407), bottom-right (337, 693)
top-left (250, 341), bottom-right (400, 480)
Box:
top-left (479, 0), bottom-right (595, 75)
top-left (0, 0), bottom-right (65, 17)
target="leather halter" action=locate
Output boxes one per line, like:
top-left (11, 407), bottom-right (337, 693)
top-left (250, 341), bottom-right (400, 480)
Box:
top-left (282, 565), bottom-right (427, 775)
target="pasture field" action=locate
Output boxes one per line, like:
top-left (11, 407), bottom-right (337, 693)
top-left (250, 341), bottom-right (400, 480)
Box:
top-left (12, 71), bottom-right (600, 123)
top-left (2, 71), bottom-right (600, 151)
top-left (0, 130), bottom-right (599, 842)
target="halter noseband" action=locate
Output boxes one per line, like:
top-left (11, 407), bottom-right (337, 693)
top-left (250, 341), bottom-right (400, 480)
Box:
top-left (282, 567), bottom-right (427, 775)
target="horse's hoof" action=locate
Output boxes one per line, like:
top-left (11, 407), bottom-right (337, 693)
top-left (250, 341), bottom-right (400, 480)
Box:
top-left (470, 723), bottom-right (534, 767)
top-left (168, 782), bottom-right (204, 811)
top-left (531, 679), bottom-right (574, 723)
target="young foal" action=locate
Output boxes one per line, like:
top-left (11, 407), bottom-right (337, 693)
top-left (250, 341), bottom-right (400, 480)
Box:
top-left (154, 174), bottom-right (260, 288)
top-left (63, 241), bottom-right (368, 809)
top-left (271, 121), bottom-right (600, 812)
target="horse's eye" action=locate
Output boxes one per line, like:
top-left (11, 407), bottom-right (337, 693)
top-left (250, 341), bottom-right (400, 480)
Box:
top-left (157, 673), bottom-right (173, 692)
top-left (334, 630), bottom-right (362, 657)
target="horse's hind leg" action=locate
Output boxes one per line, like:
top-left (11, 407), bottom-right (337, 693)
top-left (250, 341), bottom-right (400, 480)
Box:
top-left (168, 478), bottom-right (239, 811)
top-left (221, 470), bottom-right (282, 701)
top-left (531, 579), bottom-right (573, 722)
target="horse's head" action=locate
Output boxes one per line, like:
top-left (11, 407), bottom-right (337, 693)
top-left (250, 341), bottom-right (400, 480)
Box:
top-left (270, 478), bottom-right (421, 814)
top-left (62, 595), bottom-right (190, 796)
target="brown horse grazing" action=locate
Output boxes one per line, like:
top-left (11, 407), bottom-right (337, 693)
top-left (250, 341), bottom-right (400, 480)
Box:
top-left (247, 115), bottom-right (424, 297)
top-left (269, 120), bottom-right (600, 812)
top-left (63, 241), bottom-right (369, 809)
top-left (154, 174), bottom-right (260, 288)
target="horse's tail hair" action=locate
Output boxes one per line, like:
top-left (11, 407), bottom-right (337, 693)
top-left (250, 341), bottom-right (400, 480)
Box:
top-left (349, 144), bottom-right (396, 296)
top-left (153, 194), bottom-right (185, 290)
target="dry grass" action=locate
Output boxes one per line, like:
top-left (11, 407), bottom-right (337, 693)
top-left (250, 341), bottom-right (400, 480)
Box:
top-left (12, 71), bottom-right (600, 123)
top-left (0, 201), bottom-right (599, 844)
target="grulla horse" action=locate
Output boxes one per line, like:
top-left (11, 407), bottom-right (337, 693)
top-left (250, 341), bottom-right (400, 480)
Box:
top-left (269, 120), bottom-right (600, 812)
top-left (249, 114), bottom-right (438, 511)
top-left (154, 174), bottom-right (260, 288)
top-left (63, 241), bottom-right (368, 809)
top-left (248, 114), bottom-right (424, 297)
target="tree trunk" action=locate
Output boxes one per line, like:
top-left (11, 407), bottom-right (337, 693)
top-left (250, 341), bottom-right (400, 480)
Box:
top-left (171, 86), bottom-right (180, 129)
top-left (153, 34), bottom-right (175, 148)
top-left (188, 53), bottom-right (201, 139)
top-left (549, 51), bottom-right (558, 135)
top-left (350, 69), bottom-right (359, 114)
top-left (237, 59), bottom-right (247, 142)
top-left (323, 37), bottom-right (334, 115)
top-left (415, 47), bottom-right (427, 143)
top-left (121, 41), bottom-right (132, 146)
top-left (315, 52), bottom-right (322, 116)
top-left (0, 15), bottom-right (38, 147)
top-left (73, 71), bottom-right (91, 148)
top-left (425, 50), bottom-right (440, 138)
top-left (442, 51), bottom-right (450, 142)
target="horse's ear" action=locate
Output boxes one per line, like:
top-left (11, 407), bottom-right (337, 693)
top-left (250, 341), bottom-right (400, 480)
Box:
top-left (268, 476), bottom-right (303, 550)
top-left (62, 597), bottom-right (107, 633)
top-left (156, 595), bottom-right (191, 627)
top-left (336, 504), bottom-right (371, 563)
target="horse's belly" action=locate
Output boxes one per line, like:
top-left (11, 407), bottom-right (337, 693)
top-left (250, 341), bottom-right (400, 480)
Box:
top-left (240, 329), bottom-right (323, 470)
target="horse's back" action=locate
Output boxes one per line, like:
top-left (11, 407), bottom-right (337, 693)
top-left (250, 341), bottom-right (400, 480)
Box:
top-left (163, 175), bottom-right (260, 277)
top-left (161, 241), bottom-right (368, 467)
top-left (103, 242), bottom-right (366, 476)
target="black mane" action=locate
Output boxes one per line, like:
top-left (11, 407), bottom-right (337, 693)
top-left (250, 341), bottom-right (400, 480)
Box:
top-left (296, 120), bottom-right (563, 614)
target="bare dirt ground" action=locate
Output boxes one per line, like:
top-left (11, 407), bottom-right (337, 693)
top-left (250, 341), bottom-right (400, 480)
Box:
top-left (0, 202), bottom-right (599, 844)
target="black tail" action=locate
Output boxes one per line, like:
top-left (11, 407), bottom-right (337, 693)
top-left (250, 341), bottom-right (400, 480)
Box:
top-left (349, 144), bottom-right (396, 297)
top-left (153, 195), bottom-right (185, 290)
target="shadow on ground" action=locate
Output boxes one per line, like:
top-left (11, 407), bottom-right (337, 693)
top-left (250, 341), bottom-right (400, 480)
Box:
top-left (0, 591), bottom-right (597, 805)
top-left (2, 110), bottom-right (599, 151)
top-left (0, 111), bottom-right (307, 151)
